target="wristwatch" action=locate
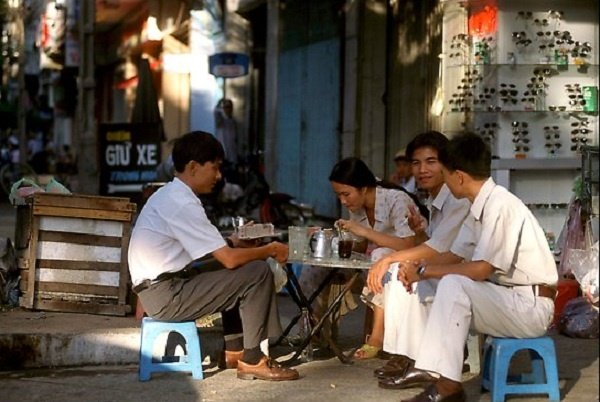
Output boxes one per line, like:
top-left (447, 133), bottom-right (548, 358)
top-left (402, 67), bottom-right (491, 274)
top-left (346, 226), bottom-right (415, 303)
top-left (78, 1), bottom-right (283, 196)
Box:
top-left (416, 263), bottom-right (426, 279)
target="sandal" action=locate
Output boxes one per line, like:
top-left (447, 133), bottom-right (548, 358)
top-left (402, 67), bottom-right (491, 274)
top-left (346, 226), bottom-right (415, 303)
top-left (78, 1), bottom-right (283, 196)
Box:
top-left (353, 343), bottom-right (382, 360)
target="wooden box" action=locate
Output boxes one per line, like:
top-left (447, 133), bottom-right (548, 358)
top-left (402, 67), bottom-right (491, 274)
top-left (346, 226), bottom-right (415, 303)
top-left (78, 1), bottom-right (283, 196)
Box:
top-left (18, 193), bottom-right (137, 316)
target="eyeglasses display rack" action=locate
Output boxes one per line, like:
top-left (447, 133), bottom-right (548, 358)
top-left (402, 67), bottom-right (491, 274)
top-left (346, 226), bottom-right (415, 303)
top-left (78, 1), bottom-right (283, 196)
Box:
top-left (441, 0), bottom-right (599, 238)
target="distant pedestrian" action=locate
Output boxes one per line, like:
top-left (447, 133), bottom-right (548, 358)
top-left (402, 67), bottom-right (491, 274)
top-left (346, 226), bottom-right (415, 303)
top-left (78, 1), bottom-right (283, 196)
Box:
top-left (214, 98), bottom-right (238, 164)
top-left (390, 149), bottom-right (416, 193)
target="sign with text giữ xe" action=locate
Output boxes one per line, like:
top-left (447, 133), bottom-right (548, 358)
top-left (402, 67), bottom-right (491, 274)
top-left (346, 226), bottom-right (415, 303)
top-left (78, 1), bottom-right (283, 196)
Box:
top-left (98, 123), bottom-right (162, 195)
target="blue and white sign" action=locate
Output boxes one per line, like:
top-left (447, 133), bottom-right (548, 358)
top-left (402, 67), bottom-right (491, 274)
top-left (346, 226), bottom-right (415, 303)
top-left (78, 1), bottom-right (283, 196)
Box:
top-left (209, 52), bottom-right (249, 78)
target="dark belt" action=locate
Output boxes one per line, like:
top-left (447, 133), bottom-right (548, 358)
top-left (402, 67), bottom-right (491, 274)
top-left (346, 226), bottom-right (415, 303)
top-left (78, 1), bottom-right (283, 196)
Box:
top-left (534, 284), bottom-right (557, 300)
top-left (133, 266), bottom-right (200, 294)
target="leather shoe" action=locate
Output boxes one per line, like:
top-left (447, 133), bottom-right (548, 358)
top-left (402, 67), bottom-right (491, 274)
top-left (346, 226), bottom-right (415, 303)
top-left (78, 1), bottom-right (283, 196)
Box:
top-left (237, 357), bottom-right (300, 381)
top-left (378, 368), bottom-right (436, 390)
top-left (218, 350), bottom-right (243, 369)
top-left (401, 384), bottom-right (466, 402)
top-left (374, 355), bottom-right (414, 379)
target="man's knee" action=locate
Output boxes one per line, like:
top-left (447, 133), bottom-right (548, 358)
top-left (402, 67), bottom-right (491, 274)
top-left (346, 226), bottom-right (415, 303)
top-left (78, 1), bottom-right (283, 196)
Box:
top-left (436, 274), bottom-right (470, 299)
top-left (240, 260), bottom-right (272, 285)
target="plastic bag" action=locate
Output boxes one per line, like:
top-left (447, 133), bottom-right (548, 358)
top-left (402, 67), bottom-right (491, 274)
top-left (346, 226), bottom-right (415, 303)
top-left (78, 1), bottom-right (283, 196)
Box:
top-left (8, 178), bottom-right (44, 206)
top-left (567, 241), bottom-right (599, 305)
top-left (557, 199), bottom-right (589, 277)
top-left (267, 257), bottom-right (287, 293)
top-left (44, 178), bottom-right (71, 194)
top-left (557, 297), bottom-right (599, 339)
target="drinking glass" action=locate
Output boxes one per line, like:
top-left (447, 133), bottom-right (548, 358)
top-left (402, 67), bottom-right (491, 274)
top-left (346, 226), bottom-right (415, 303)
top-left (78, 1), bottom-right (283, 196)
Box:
top-left (288, 226), bottom-right (309, 259)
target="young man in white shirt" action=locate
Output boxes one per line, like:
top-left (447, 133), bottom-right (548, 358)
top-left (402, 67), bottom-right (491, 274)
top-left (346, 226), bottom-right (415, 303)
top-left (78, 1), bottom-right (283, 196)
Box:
top-left (380, 133), bottom-right (557, 402)
top-left (367, 131), bottom-right (470, 378)
top-left (129, 131), bottom-right (299, 381)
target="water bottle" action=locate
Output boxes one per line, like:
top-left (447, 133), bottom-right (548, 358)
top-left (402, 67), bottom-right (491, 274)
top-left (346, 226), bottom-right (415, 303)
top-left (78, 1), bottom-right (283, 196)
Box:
top-left (300, 307), bottom-right (314, 361)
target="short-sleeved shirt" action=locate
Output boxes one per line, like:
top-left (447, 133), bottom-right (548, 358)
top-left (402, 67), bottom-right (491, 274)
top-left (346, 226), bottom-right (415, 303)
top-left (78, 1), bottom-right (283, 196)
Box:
top-left (128, 178), bottom-right (226, 286)
top-left (450, 178), bottom-right (558, 286)
top-left (349, 186), bottom-right (416, 239)
top-left (424, 184), bottom-right (471, 253)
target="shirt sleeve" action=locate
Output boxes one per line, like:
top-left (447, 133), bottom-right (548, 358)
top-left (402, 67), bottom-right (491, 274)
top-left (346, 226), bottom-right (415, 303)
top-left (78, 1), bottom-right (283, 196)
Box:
top-left (168, 201), bottom-right (226, 260)
top-left (426, 198), bottom-right (470, 253)
top-left (450, 216), bottom-right (477, 261)
top-left (471, 202), bottom-right (523, 273)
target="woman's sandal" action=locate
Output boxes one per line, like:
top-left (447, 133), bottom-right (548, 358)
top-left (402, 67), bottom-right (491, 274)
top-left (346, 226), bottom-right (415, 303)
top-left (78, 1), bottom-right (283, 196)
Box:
top-left (353, 343), bottom-right (382, 360)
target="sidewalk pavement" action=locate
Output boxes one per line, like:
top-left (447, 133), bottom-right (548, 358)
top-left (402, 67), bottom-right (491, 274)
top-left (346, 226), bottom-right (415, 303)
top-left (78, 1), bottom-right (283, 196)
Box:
top-left (1, 200), bottom-right (599, 401)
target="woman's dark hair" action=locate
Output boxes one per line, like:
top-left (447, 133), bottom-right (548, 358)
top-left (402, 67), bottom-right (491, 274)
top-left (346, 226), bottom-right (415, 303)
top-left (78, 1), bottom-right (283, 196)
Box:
top-left (438, 133), bottom-right (491, 179)
top-left (329, 157), bottom-right (429, 221)
top-left (329, 157), bottom-right (377, 188)
top-left (172, 131), bottom-right (225, 173)
top-left (406, 131), bottom-right (449, 160)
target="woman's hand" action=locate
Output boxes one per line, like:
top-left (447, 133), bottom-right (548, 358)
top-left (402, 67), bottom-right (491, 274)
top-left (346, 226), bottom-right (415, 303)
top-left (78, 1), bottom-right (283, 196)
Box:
top-left (335, 218), bottom-right (367, 237)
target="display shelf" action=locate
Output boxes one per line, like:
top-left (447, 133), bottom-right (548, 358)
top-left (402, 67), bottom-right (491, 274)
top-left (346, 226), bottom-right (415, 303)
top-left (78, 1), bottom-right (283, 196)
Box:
top-left (491, 157), bottom-right (582, 170)
top-left (442, 0), bottom-right (599, 237)
top-left (447, 64), bottom-right (599, 69)
top-left (446, 110), bottom-right (597, 114)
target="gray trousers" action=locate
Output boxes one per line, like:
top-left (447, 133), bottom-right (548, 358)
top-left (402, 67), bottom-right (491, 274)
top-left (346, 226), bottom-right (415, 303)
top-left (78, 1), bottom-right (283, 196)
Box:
top-left (137, 259), bottom-right (282, 350)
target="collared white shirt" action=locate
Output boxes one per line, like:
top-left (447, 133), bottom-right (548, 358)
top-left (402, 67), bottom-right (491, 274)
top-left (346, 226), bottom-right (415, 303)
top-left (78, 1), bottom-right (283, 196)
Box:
top-left (450, 178), bottom-right (558, 286)
top-left (424, 184), bottom-right (471, 253)
top-left (128, 178), bottom-right (226, 285)
top-left (349, 186), bottom-right (416, 238)
top-left (399, 176), bottom-right (417, 194)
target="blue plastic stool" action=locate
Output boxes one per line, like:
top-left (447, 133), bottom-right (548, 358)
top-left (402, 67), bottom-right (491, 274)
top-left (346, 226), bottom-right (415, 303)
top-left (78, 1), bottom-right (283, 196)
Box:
top-left (481, 336), bottom-right (560, 402)
top-left (139, 317), bottom-right (204, 381)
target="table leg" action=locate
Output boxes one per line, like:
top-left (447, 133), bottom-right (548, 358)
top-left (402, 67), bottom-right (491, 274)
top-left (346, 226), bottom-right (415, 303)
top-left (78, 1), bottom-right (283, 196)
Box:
top-left (291, 270), bottom-right (361, 364)
top-left (274, 264), bottom-right (339, 346)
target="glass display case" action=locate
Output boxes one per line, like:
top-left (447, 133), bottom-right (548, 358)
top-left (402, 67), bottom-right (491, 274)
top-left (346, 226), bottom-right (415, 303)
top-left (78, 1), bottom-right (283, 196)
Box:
top-left (440, 0), bottom-right (599, 236)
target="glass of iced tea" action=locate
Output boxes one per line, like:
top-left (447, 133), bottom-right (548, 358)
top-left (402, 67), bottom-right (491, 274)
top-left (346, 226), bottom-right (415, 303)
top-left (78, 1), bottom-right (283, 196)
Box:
top-left (338, 230), bottom-right (354, 259)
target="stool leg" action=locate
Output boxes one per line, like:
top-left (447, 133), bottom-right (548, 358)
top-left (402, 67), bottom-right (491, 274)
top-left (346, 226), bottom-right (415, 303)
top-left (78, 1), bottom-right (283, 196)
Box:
top-left (491, 344), bottom-right (512, 402)
top-left (139, 322), bottom-right (154, 381)
top-left (184, 329), bottom-right (204, 380)
top-left (541, 341), bottom-right (560, 402)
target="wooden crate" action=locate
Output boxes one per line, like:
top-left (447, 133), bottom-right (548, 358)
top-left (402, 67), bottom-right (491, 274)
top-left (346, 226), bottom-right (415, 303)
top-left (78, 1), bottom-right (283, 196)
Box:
top-left (18, 193), bottom-right (137, 316)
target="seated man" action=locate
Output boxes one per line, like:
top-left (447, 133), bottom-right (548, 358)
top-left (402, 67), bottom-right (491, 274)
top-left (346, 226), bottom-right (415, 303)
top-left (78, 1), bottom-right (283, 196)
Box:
top-left (367, 131), bottom-right (470, 377)
top-left (378, 133), bottom-right (557, 402)
top-left (128, 131), bottom-right (299, 381)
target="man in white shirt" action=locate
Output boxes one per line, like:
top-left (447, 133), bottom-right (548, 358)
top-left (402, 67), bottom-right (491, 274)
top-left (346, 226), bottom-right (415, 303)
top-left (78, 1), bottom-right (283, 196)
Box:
top-left (367, 131), bottom-right (470, 378)
top-left (129, 131), bottom-right (299, 381)
top-left (378, 133), bottom-right (557, 402)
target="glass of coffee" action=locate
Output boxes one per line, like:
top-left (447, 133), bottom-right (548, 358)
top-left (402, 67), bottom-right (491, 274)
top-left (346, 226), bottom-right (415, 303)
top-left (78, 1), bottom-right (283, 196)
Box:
top-left (338, 230), bottom-right (354, 259)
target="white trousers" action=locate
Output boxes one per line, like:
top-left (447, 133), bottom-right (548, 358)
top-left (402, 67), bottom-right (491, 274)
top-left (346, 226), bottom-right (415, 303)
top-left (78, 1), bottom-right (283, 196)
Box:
top-left (383, 266), bottom-right (554, 382)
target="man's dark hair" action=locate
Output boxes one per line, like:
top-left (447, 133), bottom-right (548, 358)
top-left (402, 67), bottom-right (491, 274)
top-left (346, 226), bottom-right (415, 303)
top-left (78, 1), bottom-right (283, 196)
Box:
top-left (172, 131), bottom-right (225, 173)
top-left (438, 133), bottom-right (491, 179)
top-left (405, 131), bottom-right (449, 160)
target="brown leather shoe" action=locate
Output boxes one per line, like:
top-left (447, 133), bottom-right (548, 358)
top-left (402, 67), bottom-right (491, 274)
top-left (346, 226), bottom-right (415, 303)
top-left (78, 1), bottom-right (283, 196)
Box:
top-left (401, 384), bottom-right (466, 402)
top-left (378, 368), bottom-right (436, 389)
top-left (374, 355), bottom-right (413, 379)
top-left (237, 357), bottom-right (300, 381)
top-left (218, 350), bottom-right (244, 369)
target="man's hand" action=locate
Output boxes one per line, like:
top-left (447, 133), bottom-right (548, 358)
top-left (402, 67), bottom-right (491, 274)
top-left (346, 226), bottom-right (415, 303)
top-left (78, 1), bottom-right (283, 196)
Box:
top-left (397, 260), bottom-right (421, 292)
top-left (268, 241), bottom-right (289, 264)
top-left (367, 258), bottom-right (391, 294)
top-left (407, 204), bottom-right (427, 235)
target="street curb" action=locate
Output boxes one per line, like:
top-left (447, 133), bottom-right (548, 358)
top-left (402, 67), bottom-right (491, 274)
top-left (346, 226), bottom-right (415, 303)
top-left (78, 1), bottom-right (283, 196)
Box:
top-left (0, 326), bottom-right (224, 370)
